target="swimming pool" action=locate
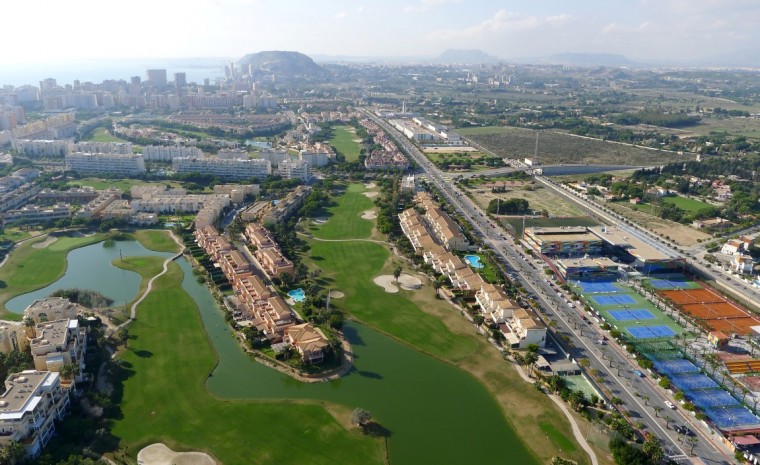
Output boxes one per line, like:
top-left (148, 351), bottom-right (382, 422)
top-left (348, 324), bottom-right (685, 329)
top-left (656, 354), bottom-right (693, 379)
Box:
top-left (464, 255), bottom-right (484, 269)
top-left (287, 288), bottom-right (305, 302)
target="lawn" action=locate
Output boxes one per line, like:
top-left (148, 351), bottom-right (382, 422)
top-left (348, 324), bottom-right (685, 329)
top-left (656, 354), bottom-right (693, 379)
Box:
top-left (304, 184), bottom-right (592, 465)
top-left (68, 178), bottom-right (182, 192)
top-left (0, 228), bottom-right (34, 243)
top-left (308, 183), bottom-right (375, 240)
top-left (330, 126), bottom-right (362, 162)
top-left (110, 262), bottom-right (383, 464)
top-left (130, 230), bottom-right (180, 254)
top-left (662, 195), bottom-right (713, 213)
top-left (540, 421), bottom-right (577, 453)
top-left (88, 127), bottom-right (128, 143)
top-left (0, 232), bottom-right (107, 316)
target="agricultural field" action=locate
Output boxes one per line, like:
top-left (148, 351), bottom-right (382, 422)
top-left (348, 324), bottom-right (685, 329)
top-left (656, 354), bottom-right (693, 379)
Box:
top-left (458, 126), bottom-right (689, 166)
top-left (607, 202), bottom-right (710, 246)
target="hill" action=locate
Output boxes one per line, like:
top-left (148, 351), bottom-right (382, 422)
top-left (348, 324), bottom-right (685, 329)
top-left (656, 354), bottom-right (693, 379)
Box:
top-left (435, 49), bottom-right (502, 64)
top-left (238, 51), bottom-right (327, 77)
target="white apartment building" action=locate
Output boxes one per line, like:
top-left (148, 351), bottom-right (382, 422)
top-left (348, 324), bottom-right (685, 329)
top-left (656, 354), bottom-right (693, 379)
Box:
top-left (0, 371), bottom-right (70, 458)
top-left (65, 152), bottom-right (145, 176)
top-left (172, 157), bottom-right (271, 181)
top-left (30, 319), bottom-right (86, 376)
top-left (73, 141), bottom-right (133, 155)
top-left (257, 149), bottom-right (289, 166)
top-left (3, 204), bottom-right (71, 225)
top-left (23, 298), bottom-right (79, 325)
top-left (217, 148), bottom-right (249, 160)
top-left (130, 194), bottom-right (230, 214)
top-left (299, 149), bottom-right (330, 167)
top-left (12, 139), bottom-right (70, 158)
top-left (276, 159), bottom-right (310, 181)
top-left (142, 145), bottom-right (202, 161)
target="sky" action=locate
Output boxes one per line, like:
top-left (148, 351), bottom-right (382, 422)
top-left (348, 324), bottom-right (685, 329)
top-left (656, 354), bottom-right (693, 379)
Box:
top-left (3, 0), bottom-right (759, 64)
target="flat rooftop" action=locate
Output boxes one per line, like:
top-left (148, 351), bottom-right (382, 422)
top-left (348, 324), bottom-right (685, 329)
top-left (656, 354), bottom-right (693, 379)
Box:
top-left (588, 226), bottom-right (673, 262)
top-left (556, 256), bottom-right (619, 268)
top-left (526, 227), bottom-right (601, 243)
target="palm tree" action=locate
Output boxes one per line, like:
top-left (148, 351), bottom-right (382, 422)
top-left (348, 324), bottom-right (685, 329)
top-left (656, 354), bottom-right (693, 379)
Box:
top-left (653, 406), bottom-right (662, 418)
top-left (59, 363), bottom-right (78, 381)
top-left (393, 265), bottom-right (403, 283)
top-left (663, 414), bottom-right (672, 429)
top-left (687, 436), bottom-right (698, 454)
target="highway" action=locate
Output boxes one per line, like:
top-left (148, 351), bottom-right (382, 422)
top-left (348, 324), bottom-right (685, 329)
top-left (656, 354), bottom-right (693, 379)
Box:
top-left (361, 108), bottom-right (732, 464)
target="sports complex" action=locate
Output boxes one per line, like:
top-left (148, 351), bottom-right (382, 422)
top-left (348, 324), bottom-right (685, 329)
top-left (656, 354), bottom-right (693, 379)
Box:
top-left (527, 222), bottom-right (760, 435)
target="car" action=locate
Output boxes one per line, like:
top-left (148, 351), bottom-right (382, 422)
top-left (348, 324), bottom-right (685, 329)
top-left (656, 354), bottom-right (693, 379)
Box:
top-left (665, 400), bottom-right (676, 409)
top-left (633, 370), bottom-right (644, 378)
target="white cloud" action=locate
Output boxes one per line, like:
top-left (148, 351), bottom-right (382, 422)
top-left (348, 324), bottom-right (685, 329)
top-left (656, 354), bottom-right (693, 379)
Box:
top-left (425, 9), bottom-right (568, 41)
top-left (403, 0), bottom-right (461, 14)
top-left (334, 11), bottom-right (348, 20)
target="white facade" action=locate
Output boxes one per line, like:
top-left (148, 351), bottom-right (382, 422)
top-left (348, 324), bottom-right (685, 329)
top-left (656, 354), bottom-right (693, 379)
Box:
top-left (142, 145), bottom-right (202, 161)
top-left (258, 149), bottom-right (289, 166)
top-left (73, 141), bottom-right (133, 155)
top-left (0, 371), bottom-right (70, 458)
top-left (299, 150), bottom-right (329, 167)
top-left (217, 148), bottom-right (249, 160)
top-left (65, 152), bottom-right (146, 176)
top-left (733, 254), bottom-right (754, 274)
top-left (12, 139), bottom-right (70, 158)
top-left (172, 157), bottom-right (271, 181)
top-left (276, 159), bottom-right (310, 181)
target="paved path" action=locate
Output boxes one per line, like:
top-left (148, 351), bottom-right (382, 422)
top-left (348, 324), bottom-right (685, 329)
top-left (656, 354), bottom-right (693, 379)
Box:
top-left (110, 232), bottom-right (185, 336)
top-left (509, 362), bottom-right (600, 465)
top-left (297, 232), bottom-right (389, 245)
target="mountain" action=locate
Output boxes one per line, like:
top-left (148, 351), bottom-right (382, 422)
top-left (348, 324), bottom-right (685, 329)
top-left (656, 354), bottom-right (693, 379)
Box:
top-left (238, 51), bottom-right (327, 77)
top-left (434, 49), bottom-right (503, 64)
top-left (543, 53), bottom-right (635, 67)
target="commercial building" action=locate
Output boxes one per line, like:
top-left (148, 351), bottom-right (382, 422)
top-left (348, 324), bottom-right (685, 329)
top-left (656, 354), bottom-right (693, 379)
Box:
top-left (65, 153), bottom-right (146, 176)
top-left (555, 256), bottom-right (620, 281)
top-left (524, 226), bottom-right (602, 256)
top-left (588, 225), bottom-right (681, 272)
top-left (146, 69), bottom-right (168, 87)
top-left (172, 157), bottom-right (271, 181)
top-left (0, 371), bottom-right (70, 458)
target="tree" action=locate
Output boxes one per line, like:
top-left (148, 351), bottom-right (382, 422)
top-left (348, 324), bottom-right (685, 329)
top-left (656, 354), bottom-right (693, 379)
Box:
top-left (643, 436), bottom-right (665, 464)
top-left (653, 406), bottom-right (662, 418)
top-left (523, 351), bottom-right (539, 376)
top-left (393, 265), bottom-right (403, 283)
top-left (60, 362), bottom-right (78, 381)
top-left (473, 315), bottom-right (485, 327)
top-left (0, 441), bottom-right (25, 465)
top-left (118, 327), bottom-right (129, 347)
top-left (687, 436), bottom-right (698, 454)
top-left (568, 390), bottom-right (587, 412)
top-left (351, 408), bottom-right (372, 427)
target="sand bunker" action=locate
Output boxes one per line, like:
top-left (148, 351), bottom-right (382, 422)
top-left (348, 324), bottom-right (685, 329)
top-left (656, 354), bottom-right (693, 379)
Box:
top-left (312, 217), bottom-right (328, 224)
top-left (363, 191), bottom-right (379, 198)
top-left (373, 274), bottom-right (423, 293)
top-left (364, 182), bottom-right (377, 189)
top-left (137, 443), bottom-right (216, 465)
top-left (32, 236), bottom-right (58, 249)
top-left (361, 210), bottom-right (377, 220)
top-left (329, 290), bottom-right (345, 299)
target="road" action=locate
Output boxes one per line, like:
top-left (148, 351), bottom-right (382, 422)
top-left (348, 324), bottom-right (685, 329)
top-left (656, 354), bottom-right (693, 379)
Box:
top-left (361, 108), bottom-right (732, 464)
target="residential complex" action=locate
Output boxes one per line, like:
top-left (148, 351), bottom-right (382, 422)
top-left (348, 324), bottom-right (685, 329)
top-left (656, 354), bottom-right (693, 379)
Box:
top-left (142, 144), bottom-right (202, 161)
top-left (360, 118), bottom-right (409, 171)
top-left (65, 153), bottom-right (146, 176)
top-left (245, 223), bottom-right (295, 278)
top-left (286, 323), bottom-right (329, 364)
top-left (30, 319), bottom-right (86, 377)
top-left (172, 157), bottom-right (271, 181)
top-left (276, 159), bottom-right (310, 181)
top-left (0, 371), bottom-right (70, 458)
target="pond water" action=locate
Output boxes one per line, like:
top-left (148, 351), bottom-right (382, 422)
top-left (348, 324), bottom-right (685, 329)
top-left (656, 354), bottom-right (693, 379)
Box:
top-left (245, 140), bottom-right (272, 149)
top-left (6, 240), bottom-right (173, 312)
top-left (11, 240), bottom-right (538, 465)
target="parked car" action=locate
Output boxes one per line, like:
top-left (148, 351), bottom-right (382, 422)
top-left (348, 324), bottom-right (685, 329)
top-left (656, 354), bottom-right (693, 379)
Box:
top-left (633, 370), bottom-right (644, 378)
top-left (665, 400), bottom-right (676, 409)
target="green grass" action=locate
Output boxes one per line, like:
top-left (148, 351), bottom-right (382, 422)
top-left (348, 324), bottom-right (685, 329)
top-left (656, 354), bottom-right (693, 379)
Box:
top-left (502, 216), bottom-right (599, 237)
top-left (111, 263), bottom-right (383, 464)
top-left (68, 178), bottom-right (182, 192)
top-left (88, 127), bottom-right (127, 143)
top-left (0, 228), bottom-right (33, 243)
top-left (539, 422), bottom-right (577, 453)
top-left (131, 230), bottom-right (180, 253)
top-left (662, 196), bottom-right (713, 213)
top-left (309, 184), bottom-right (375, 240)
top-left (330, 126), bottom-right (362, 162)
top-left (0, 232), bottom-right (107, 315)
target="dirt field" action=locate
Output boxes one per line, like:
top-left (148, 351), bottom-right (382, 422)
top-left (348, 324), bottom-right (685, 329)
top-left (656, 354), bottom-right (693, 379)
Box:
top-left (465, 180), bottom-right (586, 217)
top-left (605, 202), bottom-right (709, 246)
top-left (423, 146), bottom-right (479, 153)
top-left (459, 126), bottom-right (689, 166)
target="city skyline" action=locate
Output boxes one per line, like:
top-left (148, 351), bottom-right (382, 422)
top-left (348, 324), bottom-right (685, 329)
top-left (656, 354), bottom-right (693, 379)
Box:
top-left (5, 0), bottom-right (760, 66)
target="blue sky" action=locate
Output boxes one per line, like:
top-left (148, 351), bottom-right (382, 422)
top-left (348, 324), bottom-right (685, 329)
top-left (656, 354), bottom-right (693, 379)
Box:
top-left (5, 0), bottom-right (759, 63)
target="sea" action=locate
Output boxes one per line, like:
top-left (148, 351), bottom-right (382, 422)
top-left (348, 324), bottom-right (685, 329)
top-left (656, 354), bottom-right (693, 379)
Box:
top-left (1, 58), bottom-right (229, 87)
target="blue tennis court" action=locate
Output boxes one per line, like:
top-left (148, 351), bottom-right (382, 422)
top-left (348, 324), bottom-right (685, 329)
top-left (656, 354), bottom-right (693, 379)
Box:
top-left (652, 359), bottom-right (700, 375)
top-left (670, 373), bottom-right (718, 390)
top-left (707, 406), bottom-right (760, 429)
top-left (648, 278), bottom-right (695, 290)
top-left (608, 309), bottom-right (656, 321)
top-left (627, 325), bottom-right (676, 339)
top-left (592, 294), bottom-right (637, 306)
top-left (576, 281), bottom-right (621, 293)
top-left (687, 389), bottom-right (740, 409)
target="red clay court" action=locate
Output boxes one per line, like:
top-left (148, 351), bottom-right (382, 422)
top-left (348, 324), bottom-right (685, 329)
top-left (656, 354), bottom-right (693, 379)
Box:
top-left (658, 287), bottom-right (760, 335)
top-left (659, 288), bottom-right (724, 305)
